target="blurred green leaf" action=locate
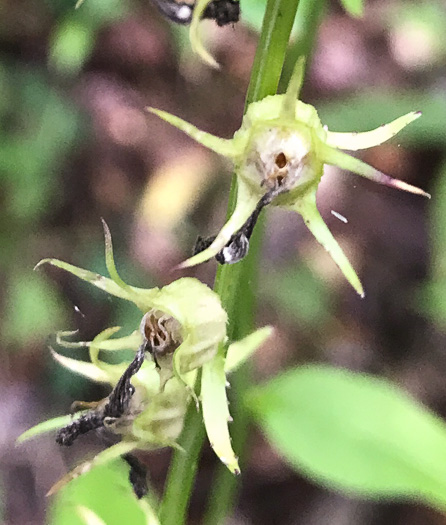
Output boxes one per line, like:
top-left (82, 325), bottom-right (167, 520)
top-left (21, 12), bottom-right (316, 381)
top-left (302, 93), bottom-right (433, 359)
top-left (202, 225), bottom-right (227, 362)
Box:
top-left (418, 158), bottom-right (446, 324)
top-left (240, 0), bottom-right (305, 35)
top-left (76, 507), bottom-right (107, 525)
top-left (3, 271), bottom-right (68, 348)
top-left (248, 365), bottom-right (446, 510)
top-left (45, 0), bottom-right (125, 23)
top-left (77, 0), bottom-right (125, 24)
top-left (49, 354), bottom-right (101, 404)
top-left (261, 265), bottom-right (331, 329)
top-left (386, 1), bottom-right (446, 68)
top-left (0, 61), bottom-right (11, 117)
top-left (48, 0), bottom-right (126, 76)
top-left (48, 461), bottom-right (150, 525)
top-left (49, 19), bottom-right (95, 75)
top-left (239, 0), bottom-right (268, 31)
top-left (0, 69), bottom-right (82, 221)
top-left (317, 91), bottom-right (446, 147)
top-left (339, 0), bottom-right (363, 18)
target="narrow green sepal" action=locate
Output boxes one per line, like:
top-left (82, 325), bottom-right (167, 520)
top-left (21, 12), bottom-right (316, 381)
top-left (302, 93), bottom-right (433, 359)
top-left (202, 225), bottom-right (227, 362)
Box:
top-left (35, 258), bottom-right (138, 303)
top-left (322, 145), bottom-right (430, 198)
top-left (57, 329), bottom-right (141, 352)
top-left (35, 256), bottom-right (159, 312)
top-left (288, 194), bottom-right (364, 297)
top-left (17, 414), bottom-right (84, 444)
top-left (146, 108), bottom-right (241, 158)
top-left (280, 56), bottom-right (306, 120)
top-left (225, 326), bottom-right (274, 373)
top-left (326, 111), bottom-right (422, 151)
top-left (201, 354), bottom-right (240, 474)
top-left (89, 326), bottom-right (123, 370)
top-left (102, 218), bottom-right (132, 292)
top-left (177, 180), bottom-right (259, 268)
top-left (55, 330), bottom-right (88, 348)
top-left (51, 348), bottom-right (118, 383)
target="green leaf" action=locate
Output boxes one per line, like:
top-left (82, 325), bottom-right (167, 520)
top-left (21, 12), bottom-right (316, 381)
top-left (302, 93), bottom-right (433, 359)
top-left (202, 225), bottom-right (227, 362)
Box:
top-left (2, 271), bottom-right (67, 348)
top-left (248, 365), bottom-right (446, 510)
top-left (49, 19), bottom-right (95, 76)
top-left (77, 503), bottom-right (160, 525)
top-left (339, 0), bottom-right (363, 18)
top-left (0, 69), bottom-right (81, 222)
top-left (240, 0), bottom-right (307, 36)
top-left (260, 265), bottom-right (330, 328)
top-left (48, 461), bottom-right (150, 525)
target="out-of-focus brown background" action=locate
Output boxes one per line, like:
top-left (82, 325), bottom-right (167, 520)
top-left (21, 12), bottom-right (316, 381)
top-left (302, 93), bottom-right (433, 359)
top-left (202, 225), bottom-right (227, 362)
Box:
top-left (2, 0), bottom-right (446, 523)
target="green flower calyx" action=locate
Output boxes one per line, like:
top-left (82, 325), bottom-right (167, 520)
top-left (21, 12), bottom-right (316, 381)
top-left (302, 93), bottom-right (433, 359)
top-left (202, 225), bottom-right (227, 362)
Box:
top-left (19, 222), bottom-right (273, 496)
top-left (147, 57), bottom-right (430, 297)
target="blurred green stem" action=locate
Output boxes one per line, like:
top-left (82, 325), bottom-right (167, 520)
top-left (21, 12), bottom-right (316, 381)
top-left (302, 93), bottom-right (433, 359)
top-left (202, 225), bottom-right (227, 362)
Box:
top-left (281, 0), bottom-right (326, 90)
top-left (158, 378), bottom-right (206, 525)
top-left (159, 1), bottom-right (301, 524)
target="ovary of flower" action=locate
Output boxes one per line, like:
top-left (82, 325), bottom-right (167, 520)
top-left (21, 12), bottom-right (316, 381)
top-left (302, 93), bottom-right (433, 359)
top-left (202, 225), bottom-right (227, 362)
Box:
top-left (147, 57), bottom-right (429, 297)
top-left (19, 222), bottom-right (273, 493)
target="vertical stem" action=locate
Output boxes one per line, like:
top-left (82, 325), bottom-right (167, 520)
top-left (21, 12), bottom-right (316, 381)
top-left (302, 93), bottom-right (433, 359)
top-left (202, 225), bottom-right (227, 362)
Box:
top-left (159, 385), bottom-right (205, 525)
top-left (280, 0), bottom-right (327, 91)
top-left (160, 1), bottom-right (301, 523)
top-left (203, 2), bottom-right (326, 523)
top-left (215, 1), bottom-right (302, 325)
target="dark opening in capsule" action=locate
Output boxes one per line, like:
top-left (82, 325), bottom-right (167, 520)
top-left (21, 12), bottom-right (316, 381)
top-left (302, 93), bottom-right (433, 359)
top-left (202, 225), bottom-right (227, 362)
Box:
top-left (275, 152), bottom-right (287, 169)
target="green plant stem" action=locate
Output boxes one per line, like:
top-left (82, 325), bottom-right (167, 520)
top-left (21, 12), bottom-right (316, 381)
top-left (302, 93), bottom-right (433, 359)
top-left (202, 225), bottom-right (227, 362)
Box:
top-left (159, 380), bottom-right (205, 525)
top-left (203, 2), bottom-right (327, 523)
top-left (160, 2), bottom-right (300, 524)
top-left (281, 0), bottom-right (327, 90)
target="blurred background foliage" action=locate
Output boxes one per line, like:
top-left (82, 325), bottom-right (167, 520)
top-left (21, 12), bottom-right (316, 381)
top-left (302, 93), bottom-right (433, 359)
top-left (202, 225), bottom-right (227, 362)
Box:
top-left (2, 0), bottom-right (446, 524)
